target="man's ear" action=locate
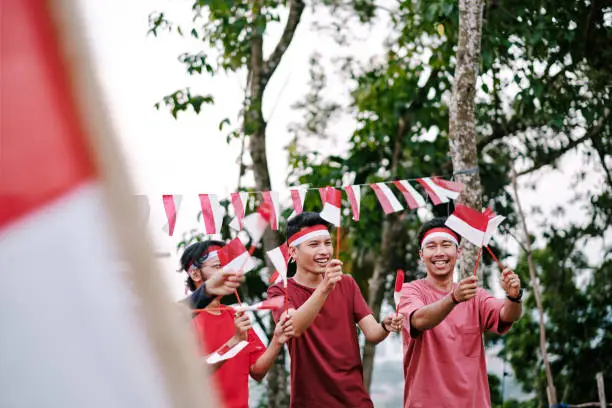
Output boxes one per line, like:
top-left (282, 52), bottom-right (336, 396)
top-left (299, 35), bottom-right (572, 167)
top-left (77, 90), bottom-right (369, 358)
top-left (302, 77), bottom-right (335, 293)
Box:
top-left (418, 250), bottom-right (424, 263)
top-left (456, 245), bottom-right (462, 257)
top-left (289, 245), bottom-right (297, 262)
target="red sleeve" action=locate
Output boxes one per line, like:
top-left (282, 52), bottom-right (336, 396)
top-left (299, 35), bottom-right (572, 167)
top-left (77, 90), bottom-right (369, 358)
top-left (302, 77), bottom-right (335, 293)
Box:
top-left (247, 328), bottom-right (266, 366)
top-left (398, 282), bottom-right (425, 338)
top-left (349, 276), bottom-right (372, 323)
top-left (477, 288), bottom-right (512, 334)
top-left (267, 283), bottom-right (293, 324)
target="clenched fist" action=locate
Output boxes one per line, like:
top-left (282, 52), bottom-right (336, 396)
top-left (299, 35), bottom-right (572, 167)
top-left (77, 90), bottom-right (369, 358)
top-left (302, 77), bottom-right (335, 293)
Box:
top-left (233, 311), bottom-right (251, 342)
top-left (500, 269), bottom-right (521, 298)
top-left (321, 259), bottom-right (343, 294)
top-left (452, 276), bottom-right (479, 303)
top-left (382, 314), bottom-right (403, 333)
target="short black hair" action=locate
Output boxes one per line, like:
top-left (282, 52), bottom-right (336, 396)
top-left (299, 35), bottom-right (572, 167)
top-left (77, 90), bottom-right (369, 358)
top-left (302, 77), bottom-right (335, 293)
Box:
top-left (179, 240), bottom-right (225, 292)
top-left (417, 217), bottom-right (461, 247)
top-left (286, 211), bottom-right (332, 242)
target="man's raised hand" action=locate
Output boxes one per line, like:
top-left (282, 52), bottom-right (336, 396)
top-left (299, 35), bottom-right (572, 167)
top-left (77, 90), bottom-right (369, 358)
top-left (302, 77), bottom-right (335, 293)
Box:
top-left (452, 276), bottom-right (478, 303)
top-left (205, 269), bottom-right (244, 297)
top-left (321, 259), bottom-right (343, 294)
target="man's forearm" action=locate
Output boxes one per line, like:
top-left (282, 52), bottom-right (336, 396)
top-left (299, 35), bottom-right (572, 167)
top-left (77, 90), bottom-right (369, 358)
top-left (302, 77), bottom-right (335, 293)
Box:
top-left (366, 324), bottom-right (389, 344)
top-left (410, 295), bottom-right (456, 331)
top-left (250, 337), bottom-right (283, 382)
top-left (500, 299), bottom-right (522, 322)
top-left (292, 288), bottom-right (329, 336)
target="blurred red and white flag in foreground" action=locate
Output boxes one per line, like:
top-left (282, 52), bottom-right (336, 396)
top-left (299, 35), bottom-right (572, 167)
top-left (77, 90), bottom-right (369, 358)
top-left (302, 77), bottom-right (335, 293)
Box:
top-left (0, 2), bottom-right (216, 407)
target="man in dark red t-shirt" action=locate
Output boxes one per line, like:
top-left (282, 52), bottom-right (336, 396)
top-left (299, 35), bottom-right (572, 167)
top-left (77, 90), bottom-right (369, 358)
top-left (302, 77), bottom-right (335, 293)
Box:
top-left (268, 212), bottom-right (403, 408)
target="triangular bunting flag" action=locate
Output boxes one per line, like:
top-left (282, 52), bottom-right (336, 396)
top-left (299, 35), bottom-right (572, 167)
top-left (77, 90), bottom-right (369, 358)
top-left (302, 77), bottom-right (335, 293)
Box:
top-left (262, 191), bottom-right (280, 231)
top-left (393, 180), bottom-right (426, 210)
top-left (289, 188), bottom-right (306, 218)
top-left (162, 194), bottom-right (183, 236)
top-left (343, 185), bottom-right (361, 221)
top-left (416, 177), bottom-right (462, 205)
top-left (230, 192), bottom-right (249, 230)
top-left (198, 194), bottom-right (223, 235)
top-left (370, 183), bottom-right (404, 214)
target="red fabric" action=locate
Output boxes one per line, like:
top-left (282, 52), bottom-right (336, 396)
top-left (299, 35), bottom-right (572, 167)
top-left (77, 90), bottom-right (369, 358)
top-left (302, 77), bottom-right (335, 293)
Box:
top-left (1, 0), bottom-right (96, 229)
top-left (398, 279), bottom-right (512, 408)
top-left (268, 276), bottom-right (374, 408)
top-left (192, 309), bottom-right (265, 408)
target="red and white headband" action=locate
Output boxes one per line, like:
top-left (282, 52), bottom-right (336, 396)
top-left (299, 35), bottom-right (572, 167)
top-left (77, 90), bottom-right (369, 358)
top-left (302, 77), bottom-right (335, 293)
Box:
top-left (288, 225), bottom-right (331, 247)
top-left (420, 227), bottom-right (459, 250)
top-left (187, 245), bottom-right (222, 270)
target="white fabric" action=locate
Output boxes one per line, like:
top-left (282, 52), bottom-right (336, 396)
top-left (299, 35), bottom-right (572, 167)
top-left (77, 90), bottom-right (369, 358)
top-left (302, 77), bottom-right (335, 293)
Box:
top-left (445, 215), bottom-right (486, 246)
top-left (0, 184), bottom-right (172, 408)
top-left (288, 230), bottom-right (331, 247)
top-left (420, 231), bottom-right (459, 250)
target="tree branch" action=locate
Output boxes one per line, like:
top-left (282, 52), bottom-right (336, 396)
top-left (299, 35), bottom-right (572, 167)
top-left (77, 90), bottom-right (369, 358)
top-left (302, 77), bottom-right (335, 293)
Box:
top-left (517, 109), bottom-right (610, 177)
top-left (263, 0), bottom-right (305, 83)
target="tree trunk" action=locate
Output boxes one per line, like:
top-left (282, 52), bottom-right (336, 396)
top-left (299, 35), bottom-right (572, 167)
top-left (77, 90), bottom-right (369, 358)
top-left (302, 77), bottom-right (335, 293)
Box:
top-left (246, 1), bottom-right (304, 406)
top-left (448, 0), bottom-right (485, 278)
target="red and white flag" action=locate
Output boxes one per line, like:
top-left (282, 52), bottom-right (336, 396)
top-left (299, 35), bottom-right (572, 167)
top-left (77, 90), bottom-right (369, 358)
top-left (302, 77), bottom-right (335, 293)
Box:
top-left (482, 208), bottom-right (505, 246)
top-left (416, 177), bottom-right (462, 205)
top-left (266, 243), bottom-right (290, 287)
top-left (218, 238), bottom-right (257, 274)
top-left (318, 187), bottom-right (327, 205)
top-left (234, 296), bottom-right (285, 312)
top-left (262, 191), bottom-right (280, 231)
top-left (199, 193), bottom-right (224, 235)
top-left (370, 183), bottom-right (404, 214)
top-left (394, 269), bottom-right (405, 308)
top-left (241, 202), bottom-right (272, 245)
top-left (162, 194), bottom-right (183, 236)
top-left (1, 2), bottom-right (215, 406)
top-left (393, 180), bottom-right (426, 210)
top-left (319, 187), bottom-right (342, 226)
top-left (268, 270), bottom-right (282, 285)
top-left (445, 204), bottom-right (489, 246)
top-left (206, 341), bottom-right (249, 365)
top-left (343, 185), bottom-right (361, 221)
top-left (230, 192), bottom-right (249, 229)
top-left (289, 188), bottom-right (306, 218)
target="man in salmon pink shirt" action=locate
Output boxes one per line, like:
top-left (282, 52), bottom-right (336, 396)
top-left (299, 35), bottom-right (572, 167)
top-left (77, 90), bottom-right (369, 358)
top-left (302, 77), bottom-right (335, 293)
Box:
top-left (399, 217), bottom-right (523, 408)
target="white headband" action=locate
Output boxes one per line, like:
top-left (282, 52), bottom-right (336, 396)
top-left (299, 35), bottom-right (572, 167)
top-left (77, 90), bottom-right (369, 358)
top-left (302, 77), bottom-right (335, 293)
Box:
top-left (289, 230), bottom-right (331, 247)
top-left (421, 232), bottom-right (459, 250)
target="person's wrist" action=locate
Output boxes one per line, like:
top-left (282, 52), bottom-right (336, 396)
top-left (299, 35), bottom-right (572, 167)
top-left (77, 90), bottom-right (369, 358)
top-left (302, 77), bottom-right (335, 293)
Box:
top-left (450, 290), bottom-right (460, 305)
top-left (506, 288), bottom-right (523, 303)
top-left (381, 320), bottom-right (389, 333)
